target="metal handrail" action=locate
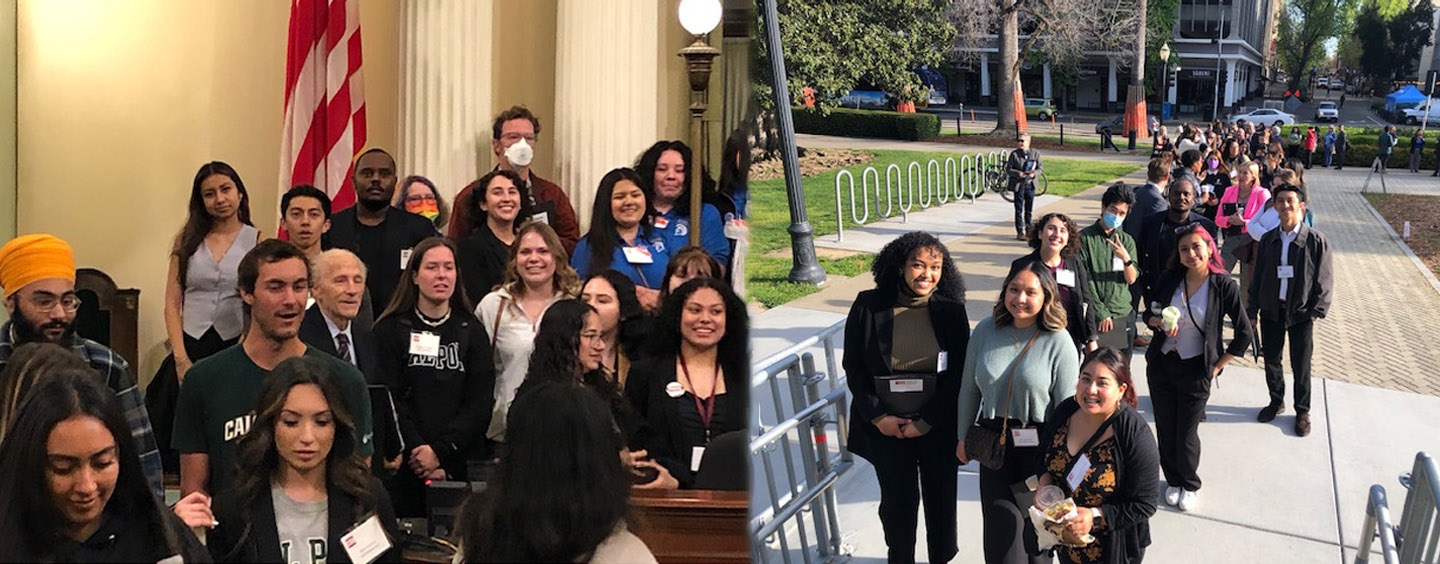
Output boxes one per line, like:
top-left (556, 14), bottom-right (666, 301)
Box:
top-left (1356, 452), bottom-right (1439, 564)
top-left (831, 152), bottom-right (992, 242)
top-left (1357, 485), bottom-right (1401, 564)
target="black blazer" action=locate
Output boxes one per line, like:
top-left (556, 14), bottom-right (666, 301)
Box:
top-left (842, 289), bottom-right (970, 463)
top-left (1008, 252), bottom-right (1098, 347)
top-left (300, 303), bottom-right (381, 384)
top-left (1144, 271), bottom-right (1252, 375)
top-left (454, 226), bottom-right (510, 307)
top-left (626, 354), bottom-right (747, 489)
top-left (1247, 223), bottom-right (1334, 327)
top-left (1035, 398), bottom-right (1158, 564)
top-left (208, 476), bottom-right (401, 563)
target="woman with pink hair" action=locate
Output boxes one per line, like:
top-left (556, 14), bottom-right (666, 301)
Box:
top-left (1141, 224), bottom-right (1252, 513)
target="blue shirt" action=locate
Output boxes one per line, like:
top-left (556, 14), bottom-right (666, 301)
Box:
top-left (655, 204), bottom-right (730, 266)
top-left (572, 230), bottom-right (671, 289)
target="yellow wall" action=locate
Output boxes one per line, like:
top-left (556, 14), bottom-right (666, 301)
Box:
top-left (492, 0), bottom-right (559, 181)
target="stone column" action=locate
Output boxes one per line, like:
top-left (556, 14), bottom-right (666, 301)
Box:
top-left (1108, 57), bottom-right (1119, 113)
top-left (1224, 59), bottom-right (1238, 108)
top-left (398, 0), bottom-right (494, 200)
top-left (554, 0), bottom-right (660, 229)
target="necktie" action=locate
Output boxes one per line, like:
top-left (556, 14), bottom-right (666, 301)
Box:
top-left (336, 332), bottom-right (353, 365)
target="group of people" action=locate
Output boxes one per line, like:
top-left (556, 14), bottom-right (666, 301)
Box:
top-left (866, 118), bottom-right (1333, 563)
top-left (0, 105), bottom-right (753, 563)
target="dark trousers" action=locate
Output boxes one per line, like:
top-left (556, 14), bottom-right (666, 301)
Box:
top-left (977, 438), bottom-right (1047, 564)
top-left (1335, 148), bottom-right (1346, 169)
top-left (1013, 184), bottom-right (1035, 236)
top-left (1261, 315), bottom-right (1314, 413)
top-left (1148, 352), bottom-right (1211, 491)
top-left (870, 431), bottom-right (959, 564)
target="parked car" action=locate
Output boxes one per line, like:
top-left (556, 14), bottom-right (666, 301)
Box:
top-left (1402, 104), bottom-right (1440, 125)
top-left (1227, 108), bottom-right (1296, 126)
top-left (1314, 101), bottom-right (1339, 123)
top-left (838, 89), bottom-right (890, 110)
top-left (1317, 77), bottom-right (1329, 88)
top-left (1024, 98), bottom-right (1056, 120)
top-left (1094, 114), bottom-right (1159, 136)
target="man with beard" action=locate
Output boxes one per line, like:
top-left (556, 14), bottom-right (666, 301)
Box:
top-left (0, 234), bottom-right (164, 498)
top-left (324, 148), bottom-right (438, 312)
top-left (1136, 175), bottom-right (1219, 303)
top-left (173, 239), bottom-right (373, 498)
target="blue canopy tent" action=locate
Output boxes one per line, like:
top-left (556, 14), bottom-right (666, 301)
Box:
top-left (1385, 85), bottom-right (1428, 112)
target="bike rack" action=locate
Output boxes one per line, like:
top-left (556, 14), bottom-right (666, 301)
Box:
top-left (829, 150), bottom-right (1005, 241)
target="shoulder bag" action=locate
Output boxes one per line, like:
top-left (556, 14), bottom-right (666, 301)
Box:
top-left (964, 329), bottom-right (1041, 470)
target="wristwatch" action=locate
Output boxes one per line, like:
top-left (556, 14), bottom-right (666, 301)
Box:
top-left (1124, 259), bottom-right (1135, 267)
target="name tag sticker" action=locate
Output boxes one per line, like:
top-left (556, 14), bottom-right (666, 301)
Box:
top-left (1277, 265), bottom-right (1295, 279)
top-left (408, 332), bottom-right (440, 357)
top-left (531, 211), bottom-right (550, 225)
top-left (1067, 454), bottom-right (1093, 492)
top-left (691, 446), bottom-right (707, 473)
top-left (622, 246), bottom-right (655, 264)
top-left (1112, 256), bottom-right (1126, 272)
top-left (937, 351), bottom-right (949, 372)
top-left (1056, 269), bottom-right (1077, 287)
top-left (889, 378), bottom-right (925, 393)
top-left (399, 248), bottom-right (413, 271)
top-left (340, 514), bottom-right (393, 564)
top-left (1011, 428), bottom-right (1040, 447)
top-left (653, 216), bottom-right (670, 229)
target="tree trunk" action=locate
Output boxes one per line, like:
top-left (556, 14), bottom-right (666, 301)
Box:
top-left (995, 0), bottom-right (1020, 136)
top-left (1125, 0), bottom-right (1149, 141)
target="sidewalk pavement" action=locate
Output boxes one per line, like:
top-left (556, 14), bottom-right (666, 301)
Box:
top-left (751, 145), bottom-right (1440, 563)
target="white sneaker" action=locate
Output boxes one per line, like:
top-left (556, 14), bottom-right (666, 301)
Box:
top-left (1178, 490), bottom-right (1198, 512)
top-left (1165, 486), bottom-right (1182, 506)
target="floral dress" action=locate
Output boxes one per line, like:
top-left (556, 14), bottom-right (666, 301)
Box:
top-left (1042, 420), bottom-right (1120, 563)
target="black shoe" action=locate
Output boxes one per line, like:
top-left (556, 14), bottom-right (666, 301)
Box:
top-left (1016, 232), bottom-right (1026, 241)
top-left (1295, 412), bottom-right (1311, 437)
top-left (1257, 403), bottom-right (1285, 423)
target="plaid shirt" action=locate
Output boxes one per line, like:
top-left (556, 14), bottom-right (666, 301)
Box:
top-left (0, 321), bottom-right (164, 500)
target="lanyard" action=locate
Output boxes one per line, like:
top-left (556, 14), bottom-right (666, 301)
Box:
top-left (678, 354), bottom-right (717, 440)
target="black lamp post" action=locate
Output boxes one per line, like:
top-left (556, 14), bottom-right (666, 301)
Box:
top-left (760, 0), bottom-right (825, 285)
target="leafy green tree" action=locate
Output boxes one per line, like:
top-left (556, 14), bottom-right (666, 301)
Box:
top-left (1354, 0), bottom-right (1435, 94)
top-left (1277, 0), bottom-right (1353, 92)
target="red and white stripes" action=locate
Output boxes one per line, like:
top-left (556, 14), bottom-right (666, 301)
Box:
top-left (280, 0), bottom-right (366, 211)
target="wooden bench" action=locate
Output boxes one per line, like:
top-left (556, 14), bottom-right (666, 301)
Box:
top-left (629, 489), bottom-right (749, 564)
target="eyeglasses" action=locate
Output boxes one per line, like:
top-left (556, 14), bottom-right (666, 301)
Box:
top-left (501, 133), bottom-right (537, 143)
top-left (405, 194), bottom-right (437, 203)
top-left (21, 292), bottom-right (81, 313)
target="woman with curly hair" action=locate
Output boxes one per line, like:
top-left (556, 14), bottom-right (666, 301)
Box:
top-left (455, 169), bottom-right (535, 302)
top-left (626, 277), bottom-right (748, 490)
top-left (206, 355), bottom-right (400, 562)
top-left (956, 262), bottom-right (1079, 564)
top-left (1011, 213), bottom-right (1099, 354)
top-left (843, 231), bottom-right (969, 564)
top-left (580, 270), bottom-right (650, 388)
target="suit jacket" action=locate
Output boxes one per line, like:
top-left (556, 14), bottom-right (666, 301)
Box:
top-left (1122, 182), bottom-right (1168, 239)
top-left (842, 289), bottom-right (970, 463)
top-left (1144, 271), bottom-right (1252, 375)
top-left (208, 476), bottom-right (401, 563)
top-left (1008, 252), bottom-right (1098, 347)
top-left (300, 303), bottom-right (380, 383)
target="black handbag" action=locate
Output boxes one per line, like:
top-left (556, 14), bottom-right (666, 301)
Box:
top-left (874, 373), bottom-right (937, 418)
top-left (964, 330), bottom-right (1041, 470)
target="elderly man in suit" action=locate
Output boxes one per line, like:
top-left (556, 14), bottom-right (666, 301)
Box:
top-left (300, 249), bottom-right (379, 378)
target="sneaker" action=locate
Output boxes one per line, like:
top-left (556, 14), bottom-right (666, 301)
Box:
top-left (1178, 490), bottom-right (1198, 512)
top-left (1295, 412), bottom-right (1312, 437)
top-left (1165, 486), bottom-right (1182, 506)
top-left (1257, 403), bottom-right (1285, 423)
top-left (1134, 335), bottom-right (1152, 347)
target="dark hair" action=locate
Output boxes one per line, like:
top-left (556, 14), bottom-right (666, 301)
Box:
top-left (0, 343), bottom-right (91, 445)
top-left (993, 261), bottom-right (1068, 331)
top-left (1280, 158), bottom-right (1306, 187)
top-left (397, 175), bottom-right (450, 229)
top-left (650, 278), bottom-right (750, 399)
top-left (238, 239), bottom-right (310, 295)
top-left (635, 140), bottom-right (696, 217)
top-left (376, 237), bottom-right (476, 323)
top-left (525, 299), bottom-right (596, 385)
top-left (224, 356), bottom-right (375, 560)
top-left (1272, 183), bottom-right (1308, 204)
top-left (0, 371), bottom-right (191, 560)
top-left (500, 222), bottom-right (582, 298)
top-left (491, 105), bottom-right (542, 140)
top-left (1081, 347), bottom-right (1138, 408)
top-left (1101, 182), bottom-right (1136, 209)
top-left (353, 148), bottom-right (395, 173)
top-left (464, 169), bottom-right (534, 238)
top-left (582, 270), bottom-right (648, 362)
top-left (1146, 158), bottom-right (1170, 182)
top-left (174, 162), bottom-right (254, 289)
top-left (871, 231), bottom-right (966, 302)
top-left (1167, 223), bottom-right (1227, 274)
top-left (281, 184), bottom-right (332, 220)
top-left (585, 168), bottom-right (651, 274)
top-left (719, 129), bottom-right (750, 199)
top-left (456, 381), bottom-right (630, 562)
top-left (660, 245), bottom-right (722, 301)
top-left (1027, 213), bottom-right (1081, 257)
top-left (1179, 149), bottom-right (1203, 170)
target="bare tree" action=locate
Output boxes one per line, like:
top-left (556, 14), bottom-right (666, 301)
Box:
top-left (952, 0), bottom-right (1143, 135)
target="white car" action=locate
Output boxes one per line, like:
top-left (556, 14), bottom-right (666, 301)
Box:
top-left (1228, 108), bottom-right (1296, 127)
top-left (1314, 101), bottom-right (1339, 123)
top-left (1402, 105), bottom-right (1440, 125)
top-left (1317, 77), bottom-right (1329, 88)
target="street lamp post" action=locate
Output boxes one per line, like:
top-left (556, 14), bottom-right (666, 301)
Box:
top-left (759, 0), bottom-right (825, 285)
top-left (1159, 42), bottom-right (1171, 126)
top-left (677, 0), bottom-right (722, 247)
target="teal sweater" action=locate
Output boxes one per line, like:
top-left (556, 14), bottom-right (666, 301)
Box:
top-left (956, 317), bottom-right (1080, 441)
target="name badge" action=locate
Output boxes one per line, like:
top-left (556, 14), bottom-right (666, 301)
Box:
top-left (340, 514), bottom-right (393, 564)
top-left (408, 332), bottom-right (440, 357)
top-left (531, 211), bottom-right (550, 225)
top-left (1056, 269), bottom-right (1077, 287)
top-left (399, 248), bottom-right (413, 271)
top-left (691, 445), bottom-right (707, 473)
top-left (654, 216), bottom-right (670, 229)
top-left (889, 378), bottom-right (925, 393)
top-left (622, 246), bottom-right (654, 264)
top-left (1011, 427), bottom-right (1040, 447)
top-left (937, 351), bottom-right (949, 372)
top-left (1277, 265), bottom-right (1295, 279)
top-left (1067, 454), bottom-right (1093, 492)
top-left (1112, 256), bottom-right (1126, 272)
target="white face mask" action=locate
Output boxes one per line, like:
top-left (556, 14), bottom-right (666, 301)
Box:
top-left (505, 138), bottom-right (534, 168)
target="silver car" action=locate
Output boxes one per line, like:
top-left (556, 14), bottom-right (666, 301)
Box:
top-left (1314, 102), bottom-right (1339, 123)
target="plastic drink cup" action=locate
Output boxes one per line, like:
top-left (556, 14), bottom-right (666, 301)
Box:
top-left (1162, 306), bottom-right (1182, 331)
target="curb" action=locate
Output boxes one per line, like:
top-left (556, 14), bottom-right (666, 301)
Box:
top-left (1358, 194), bottom-right (1440, 299)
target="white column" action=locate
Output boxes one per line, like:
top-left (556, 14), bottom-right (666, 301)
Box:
top-left (980, 53), bottom-right (991, 97)
top-left (1168, 63), bottom-right (1178, 105)
top-left (398, 0), bottom-right (494, 200)
top-left (1042, 63), bottom-right (1052, 100)
top-left (1108, 57), bottom-right (1118, 106)
top-left (1224, 59), bottom-right (1237, 107)
top-left (554, 0), bottom-right (659, 230)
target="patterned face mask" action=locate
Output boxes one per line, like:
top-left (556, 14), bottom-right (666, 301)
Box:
top-left (406, 197), bottom-right (439, 221)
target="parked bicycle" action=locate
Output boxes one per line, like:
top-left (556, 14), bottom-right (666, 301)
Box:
top-left (983, 168), bottom-right (1049, 202)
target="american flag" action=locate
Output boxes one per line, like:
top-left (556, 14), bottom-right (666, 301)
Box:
top-left (279, 0), bottom-right (367, 210)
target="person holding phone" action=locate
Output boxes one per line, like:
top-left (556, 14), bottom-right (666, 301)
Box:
top-left (1216, 161), bottom-right (1270, 313)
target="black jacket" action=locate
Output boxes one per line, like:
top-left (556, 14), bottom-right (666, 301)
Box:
top-left (208, 477), bottom-right (401, 563)
top-left (1035, 398), bottom-right (1159, 564)
top-left (50, 511), bottom-right (209, 563)
top-left (1008, 252), bottom-right (1098, 347)
top-left (1007, 148), bottom-right (1042, 190)
top-left (300, 303), bottom-right (381, 384)
top-left (842, 289), bottom-right (970, 462)
top-left (1122, 182), bottom-right (1168, 238)
top-left (455, 226), bottom-right (510, 307)
top-left (1248, 223), bottom-right (1334, 327)
top-left (1135, 211), bottom-right (1219, 299)
top-left (1144, 271), bottom-right (1252, 374)
top-left (626, 354), bottom-right (747, 489)
top-left (324, 206), bottom-right (439, 313)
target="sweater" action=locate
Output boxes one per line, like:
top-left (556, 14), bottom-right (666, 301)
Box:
top-left (955, 318), bottom-right (1079, 442)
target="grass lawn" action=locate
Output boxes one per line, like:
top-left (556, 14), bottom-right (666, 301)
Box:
top-left (744, 149), bottom-right (1142, 308)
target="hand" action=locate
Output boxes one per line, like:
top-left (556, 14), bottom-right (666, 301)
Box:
top-left (1098, 317), bottom-right (1114, 334)
top-left (383, 454), bottom-right (403, 476)
top-left (1166, 324), bottom-right (1179, 338)
top-left (1229, 212), bottom-right (1245, 225)
top-left (1249, 317), bottom-right (1259, 332)
top-left (409, 445), bottom-right (440, 476)
top-left (632, 459), bottom-right (680, 490)
top-left (1085, 340), bottom-right (1098, 353)
top-left (1212, 364), bottom-right (1226, 379)
top-left (176, 356), bottom-right (193, 383)
top-left (635, 286), bottom-right (661, 311)
top-left (900, 423), bottom-right (928, 438)
top-left (1064, 506), bottom-right (1096, 541)
top-left (623, 448), bottom-right (650, 469)
top-left (1147, 316), bottom-right (1163, 328)
top-left (955, 441), bottom-right (969, 465)
top-left (173, 491), bottom-right (215, 529)
top-left (1104, 238), bottom-right (1131, 264)
top-left (875, 416), bottom-right (909, 438)
top-left (423, 468), bottom-right (448, 482)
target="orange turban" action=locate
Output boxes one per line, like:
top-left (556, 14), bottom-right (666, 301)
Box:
top-left (0, 234), bottom-right (76, 298)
